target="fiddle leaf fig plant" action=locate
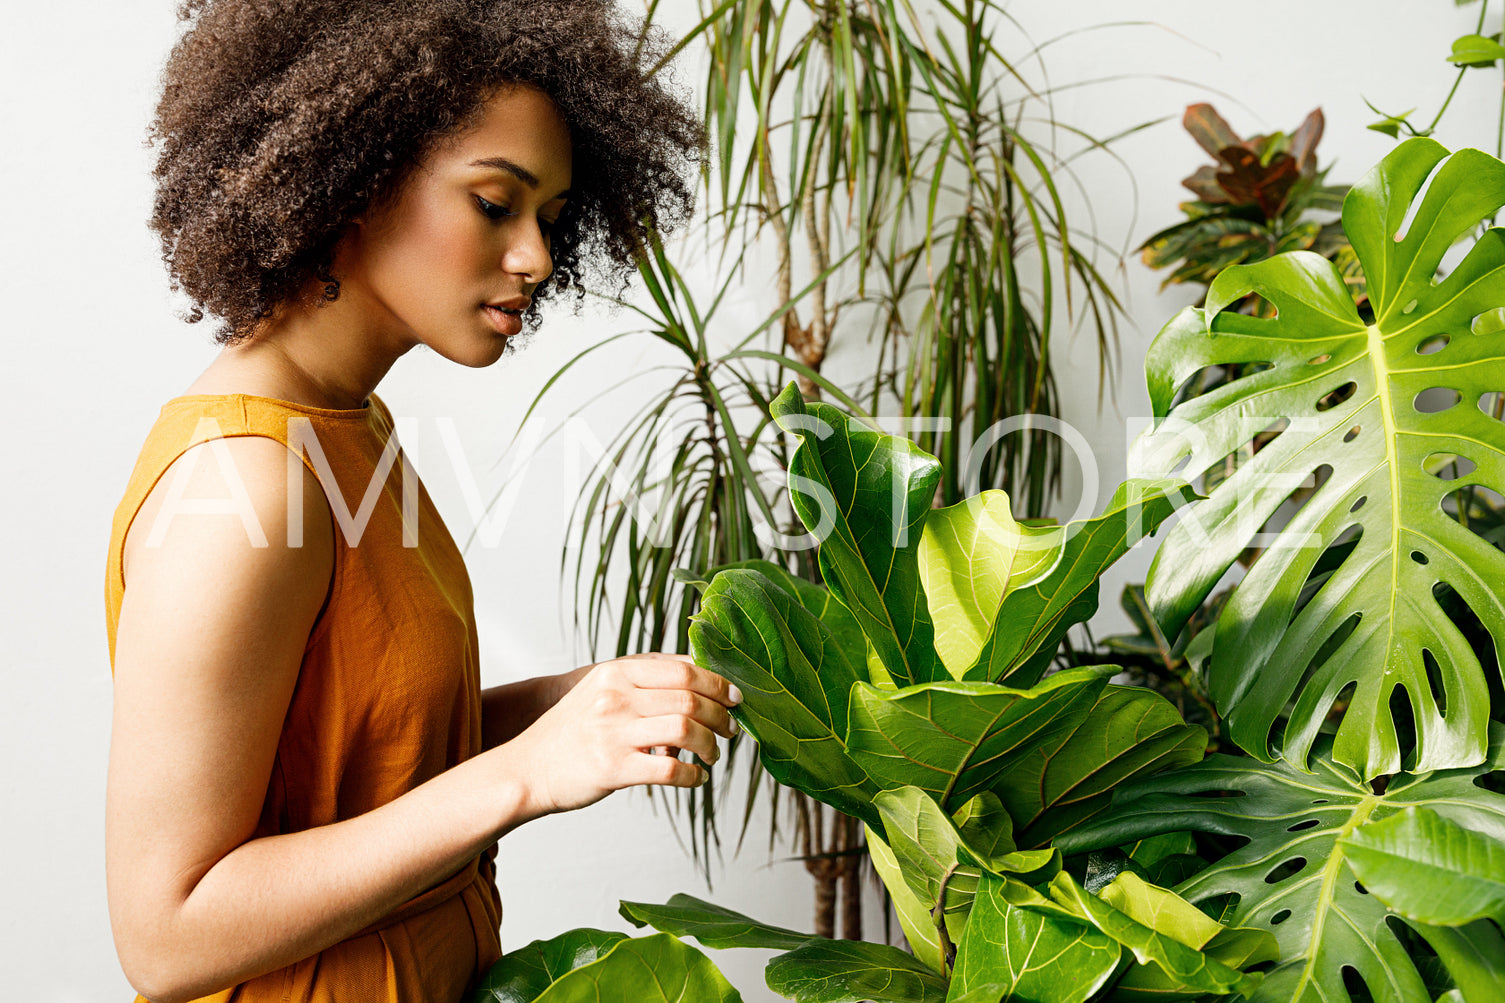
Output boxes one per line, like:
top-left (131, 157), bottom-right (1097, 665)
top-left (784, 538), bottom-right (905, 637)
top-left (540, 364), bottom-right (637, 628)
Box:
top-left (1132, 137), bottom-right (1505, 780)
top-left (628, 382), bottom-right (1254, 998)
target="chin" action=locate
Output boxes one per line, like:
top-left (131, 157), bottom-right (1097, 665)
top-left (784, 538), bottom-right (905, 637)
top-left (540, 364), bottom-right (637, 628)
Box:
top-left (423, 335), bottom-right (512, 368)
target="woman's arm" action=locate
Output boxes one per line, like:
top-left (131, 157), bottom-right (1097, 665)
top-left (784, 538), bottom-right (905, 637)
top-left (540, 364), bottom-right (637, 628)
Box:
top-left (107, 437), bottom-right (737, 1003)
top-left (480, 665), bottom-right (589, 751)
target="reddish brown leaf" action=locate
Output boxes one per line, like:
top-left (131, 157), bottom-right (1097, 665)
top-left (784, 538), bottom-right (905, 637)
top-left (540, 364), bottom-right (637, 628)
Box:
top-left (1183, 103), bottom-right (1244, 158)
top-left (1214, 148), bottom-right (1300, 218)
top-left (1289, 108), bottom-right (1325, 174)
top-left (1181, 165), bottom-right (1227, 203)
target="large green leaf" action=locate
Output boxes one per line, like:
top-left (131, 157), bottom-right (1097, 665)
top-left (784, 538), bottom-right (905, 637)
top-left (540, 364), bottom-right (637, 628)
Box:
top-left (1132, 138), bottom-right (1505, 778)
top-left (473, 928), bottom-right (628, 1002)
top-left (846, 668), bottom-right (1205, 846)
top-left (1339, 807), bottom-right (1505, 926)
top-left (917, 490), bottom-right (1062, 677)
top-left (1410, 920), bottom-right (1505, 1003)
top-left (947, 871), bottom-right (1122, 1003)
top-left (474, 932), bottom-right (742, 1003)
top-left (987, 685), bottom-right (1207, 848)
top-left (1057, 726), bottom-right (1505, 1002)
top-left (689, 567), bottom-right (880, 827)
top-left (763, 938), bottom-right (951, 1003)
top-left (709, 559), bottom-right (870, 678)
top-left (771, 383), bottom-right (946, 687)
top-left (846, 667), bottom-right (1113, 813)
top-left (618, 893), bottom-right (815, 951)
top-left (962, 480), bottom-right (1198, 686)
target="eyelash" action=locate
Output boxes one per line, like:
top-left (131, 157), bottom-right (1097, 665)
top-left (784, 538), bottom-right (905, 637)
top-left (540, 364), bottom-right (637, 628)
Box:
top-left (474, 195), bottom-right (556, 234)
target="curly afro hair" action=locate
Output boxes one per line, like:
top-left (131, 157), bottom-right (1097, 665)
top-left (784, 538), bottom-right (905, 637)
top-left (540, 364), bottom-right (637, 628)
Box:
top-left (148, 0), bottom-right (707, 344)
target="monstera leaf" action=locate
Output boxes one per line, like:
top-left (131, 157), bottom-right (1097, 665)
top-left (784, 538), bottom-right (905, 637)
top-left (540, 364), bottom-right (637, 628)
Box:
top-left (1058, 726), bottom-right (1505, 1002)
top-left (1132, 138), bottom-right (1505, 779)
top-left (771, 383), bottom-right (945, 687)
top-left (689, 567), bottom-right (880, 827)
top-left (472, 931), bottom-right (741, 1003)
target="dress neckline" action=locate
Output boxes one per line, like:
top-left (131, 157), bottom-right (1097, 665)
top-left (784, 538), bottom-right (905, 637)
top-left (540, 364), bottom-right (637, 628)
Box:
top-left (163, 392), bottom-right (376, 419)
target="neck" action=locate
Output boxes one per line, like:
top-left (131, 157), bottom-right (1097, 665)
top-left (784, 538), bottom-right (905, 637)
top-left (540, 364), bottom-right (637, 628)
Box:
top-left (207, 271), bottom-right (416, 412)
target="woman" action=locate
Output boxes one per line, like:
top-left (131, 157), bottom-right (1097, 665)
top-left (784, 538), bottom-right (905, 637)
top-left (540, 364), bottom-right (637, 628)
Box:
top-left (103, 2), bottom-right (738, 1000)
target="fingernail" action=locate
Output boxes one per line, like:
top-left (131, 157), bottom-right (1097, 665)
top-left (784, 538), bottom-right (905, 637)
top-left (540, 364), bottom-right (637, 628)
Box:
top-left (698, 767), bottom-right (710, 786)
top-left (729, 717), bottom-right (741, 737)
top-left (728, 684), bottom-right (744, 705)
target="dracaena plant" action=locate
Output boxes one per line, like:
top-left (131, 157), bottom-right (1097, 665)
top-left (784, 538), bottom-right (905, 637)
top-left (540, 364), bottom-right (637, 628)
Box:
top-left (523, 0), bottom-right (1140, 934)
top-left (475, 139), bottom-right (1505, 1003)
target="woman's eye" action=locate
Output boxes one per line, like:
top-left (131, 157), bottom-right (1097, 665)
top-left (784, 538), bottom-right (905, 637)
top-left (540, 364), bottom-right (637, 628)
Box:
top-left (474, 195), bottom-right (513, 221)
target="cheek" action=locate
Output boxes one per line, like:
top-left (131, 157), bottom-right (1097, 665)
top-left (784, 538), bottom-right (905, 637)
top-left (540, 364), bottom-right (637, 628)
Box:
top-left (371, 196), bottom-right (492, 303)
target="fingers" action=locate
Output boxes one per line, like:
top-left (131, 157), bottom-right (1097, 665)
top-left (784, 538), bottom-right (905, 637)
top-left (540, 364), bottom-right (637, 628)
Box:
top-left (631, 714), bottom-right (721, 767)
top-left (607, 654), bottom-right (743, 708)
top-left (629, 751), bottom-right (708, 788)
top-left (633, 689), bottom-right (738, 740)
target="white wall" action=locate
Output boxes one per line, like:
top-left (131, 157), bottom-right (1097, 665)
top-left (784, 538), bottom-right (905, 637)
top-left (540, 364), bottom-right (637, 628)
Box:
top-left (1, 1), bottom-right (1495, 998)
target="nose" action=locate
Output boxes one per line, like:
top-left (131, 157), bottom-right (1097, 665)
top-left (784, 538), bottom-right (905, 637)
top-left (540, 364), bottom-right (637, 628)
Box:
top-left (501, 217), bottom-right (554, 285)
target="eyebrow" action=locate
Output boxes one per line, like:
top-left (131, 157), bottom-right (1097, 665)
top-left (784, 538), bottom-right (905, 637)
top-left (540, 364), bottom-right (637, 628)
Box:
top-left (468, 156), bottom-right (571, 201)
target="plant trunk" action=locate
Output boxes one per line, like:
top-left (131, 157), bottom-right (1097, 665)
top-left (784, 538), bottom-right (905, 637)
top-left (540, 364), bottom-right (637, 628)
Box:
top-left (796, 793), bottom-right (866, 940)
top-left (840, 813), bottom-right (863, 940)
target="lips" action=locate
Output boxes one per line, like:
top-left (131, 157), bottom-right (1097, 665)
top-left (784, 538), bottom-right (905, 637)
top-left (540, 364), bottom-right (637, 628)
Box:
top-left (483, 304), bottom-right (523, 336)
top-left (481, 296), bottom-right (528, 337)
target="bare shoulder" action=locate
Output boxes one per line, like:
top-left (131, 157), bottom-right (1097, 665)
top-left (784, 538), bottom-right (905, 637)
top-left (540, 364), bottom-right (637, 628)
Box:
top-left (123, 434), bottom-right (334, 596)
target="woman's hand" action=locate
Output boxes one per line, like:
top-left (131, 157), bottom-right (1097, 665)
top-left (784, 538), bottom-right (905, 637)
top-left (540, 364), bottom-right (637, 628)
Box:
top-left (501, 654), bottom-right (742, 817)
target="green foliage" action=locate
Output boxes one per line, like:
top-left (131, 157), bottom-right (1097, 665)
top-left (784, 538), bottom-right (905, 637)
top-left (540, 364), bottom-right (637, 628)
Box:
top-left (471, 930), bottom-right (741, 1003)
top-left (764, 939), bottom-right (952, 1003)
top-left (1133, 138), bottom-right (1505, 780)
top-left (771, 384), bottom-right (945, 688)
top-left (618, 893), bottom-right (814, 951)
top-left (1059, 727), bottom-right (1505, 1002)
top-left (1340, 807), bottom-right (1505, 927)
top-left (948, 872), bottom-right (1121, 1003)
top-left (1365, 0), bottom-right (1505, 144)
top-left (1097, 583), bottom-right (1225, 748)
top-left (670, 384), bottom-right (1251, 998)
top-left (493, 123), bottom-right (1505, 1003)
top-left (473, 929), bottom-right (627, 1002)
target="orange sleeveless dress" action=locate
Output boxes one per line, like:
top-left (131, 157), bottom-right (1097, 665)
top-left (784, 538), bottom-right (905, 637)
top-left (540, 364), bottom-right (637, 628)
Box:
top-left (104, 392), bottom-right (504, 1002)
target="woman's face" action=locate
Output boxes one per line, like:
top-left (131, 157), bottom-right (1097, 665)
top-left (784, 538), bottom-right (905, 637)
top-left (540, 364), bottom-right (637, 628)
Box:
top-left (337, 84), bottom-right (573, 366)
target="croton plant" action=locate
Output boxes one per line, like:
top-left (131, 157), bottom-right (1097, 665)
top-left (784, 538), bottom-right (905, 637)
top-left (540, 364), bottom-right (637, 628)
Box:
top-left (471, 138), bottom-right (1505, 1003)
